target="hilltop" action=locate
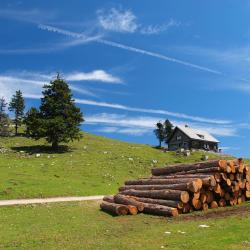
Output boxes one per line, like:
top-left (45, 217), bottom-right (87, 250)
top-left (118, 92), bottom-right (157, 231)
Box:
top-left (0, 132), bottom-right (224, 200)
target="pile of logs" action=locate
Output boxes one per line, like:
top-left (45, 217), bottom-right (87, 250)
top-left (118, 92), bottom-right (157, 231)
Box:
top-left (100, 159), bottom-right (250, 217)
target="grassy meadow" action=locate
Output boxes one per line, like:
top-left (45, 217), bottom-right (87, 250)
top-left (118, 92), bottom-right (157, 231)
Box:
top-left (0, 200), bottom-right (249, 250)
top-left (0, 133), bottom-right (223, 200)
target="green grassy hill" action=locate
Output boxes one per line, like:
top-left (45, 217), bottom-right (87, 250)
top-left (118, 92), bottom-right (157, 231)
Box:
top-left (0, 132), bottom-right (224, 200)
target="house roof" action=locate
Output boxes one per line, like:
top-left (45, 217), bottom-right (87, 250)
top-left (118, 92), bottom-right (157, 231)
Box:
top-left (174, 125), bottom-right (220, 143)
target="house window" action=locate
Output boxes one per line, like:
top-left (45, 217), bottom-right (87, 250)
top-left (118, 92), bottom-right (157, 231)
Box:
top-left (177, 135), bottom-right (182, 141)
top-left (197, 134), bottom-right (205, 139)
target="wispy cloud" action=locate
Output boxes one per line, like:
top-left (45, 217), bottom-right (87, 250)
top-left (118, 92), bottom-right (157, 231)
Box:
top-left (74, 99), bottom-right (231, 125)
top-left (0, 69), bottom-right (120, 101)
top-left (96, 7), bottom-right (179, 35)
top-left (140, 19), bottom-right (180, 35)
top-left (0, 36), bottom-right (101, 55)
top-left (39, 24), bottom-right (221, 75)
top-left (85, 112), bottom-right (236, 137)
top-left (96, 126), bottom-right (151, 136)
top-left (97, 8), bottom-right (138, 33)
top-left (26, 95), bottom-right (231, 124)
top-left (66, 70), bottom-right (122, 83)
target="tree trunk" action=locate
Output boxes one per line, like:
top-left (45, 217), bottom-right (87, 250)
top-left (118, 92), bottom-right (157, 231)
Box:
top-left (103, 196), bottom-right (115, 203)
top-left (113, 194), bottom-right (144, 212)
top-left (100, 201), bottom-right (129, 215)
top-left (119, 181), bottom-right (200, 193)
top-left (125, 178), bottom-right (202, 186)
top-left (142, 203), bottom-right (178, 217)
top-left (151, 160), bottom-right (226, 176)
top-left (131, 197), bottom-right (183, 209)
top-left (52, 141), bottom-right (59, 150)
top-left (120, 189), bottom-right (190, 203)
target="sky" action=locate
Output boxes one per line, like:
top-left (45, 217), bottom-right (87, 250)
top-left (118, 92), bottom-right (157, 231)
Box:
top-left (1, 1), bottom-right (250, 157)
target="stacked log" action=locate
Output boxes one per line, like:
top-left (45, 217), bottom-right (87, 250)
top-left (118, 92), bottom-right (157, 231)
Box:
top-left (100, 159), bottom-right (250, 217)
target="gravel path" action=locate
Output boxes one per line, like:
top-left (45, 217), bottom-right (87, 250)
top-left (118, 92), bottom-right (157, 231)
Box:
top-left (0, 196), bottom-right (104, 206)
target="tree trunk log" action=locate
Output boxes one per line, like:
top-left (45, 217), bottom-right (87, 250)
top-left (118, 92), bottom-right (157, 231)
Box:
top-left (100, 201), bottom-right (129, 215)
top-left (210, 201), bottom-right (218, 209)
top-left (113, 194), bottom-right (144, 212)
top-left (131, 197), bottom-right (183, 209)
top-left (119, 183), bottom-right (190, 192)
top-left (103, 195), bottom-right (114, 203)
top-left (151, 160), bottom-right (226, 176)
top-left (142, 203), bottom-right (178, 217)
top-left (125, 178), bottom-right (202, 186)
top-left (120, 189), bottom-right (190, 203)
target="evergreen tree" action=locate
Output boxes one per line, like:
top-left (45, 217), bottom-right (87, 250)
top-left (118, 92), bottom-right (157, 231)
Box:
top-left (164, 119), bottom-right (174, 143)
top-left (154, 122), bottom-right (165, 147)
top-left (0, 97), bottom-right (9, 136)
top-left (8, 90), bottom-right (25, 135)
top-left (24, 107), bottom-right (41, 138)
top-left (24, 74), bottom-right (84, 149)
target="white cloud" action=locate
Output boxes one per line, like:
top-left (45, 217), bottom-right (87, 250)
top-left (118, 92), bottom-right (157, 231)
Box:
top-left (97, 8), bottom-right (138, 33)
top-left (96, 7), bottom-right (179, 35)
top-left (0, 70), bottom-right (120, 101)
top-left (84, 112), bottom-right (237, 137)
top-left (96, 126), bottom-right (150, 136)
top-left (39, 24), bottom-right (221, 75)
top-left (140, 19), bottom-right (180, 35)
top-left (66, 70), bottom-right (122, 83)
top-left (73, 99), bottom-right (231, 124)
top-left (0, 36), bottom-right (101, 55)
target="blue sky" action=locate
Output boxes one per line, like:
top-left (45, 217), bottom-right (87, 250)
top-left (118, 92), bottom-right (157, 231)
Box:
top-left (1, 0), bottom-right (250, 156)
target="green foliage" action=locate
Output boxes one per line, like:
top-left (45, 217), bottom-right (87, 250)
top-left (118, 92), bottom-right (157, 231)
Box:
top-left (154, 122), bottom-right (165, 147)
top-left (0, 97), bottom-right (10, 136)
top-left (24, 75), bottom-right (84, 149)
top-left (8, 90), bottom-right (25, 135)
top-left (154, 119), bottom-right (174, 146)
top-left (164, 119), bottom-right (174, 142)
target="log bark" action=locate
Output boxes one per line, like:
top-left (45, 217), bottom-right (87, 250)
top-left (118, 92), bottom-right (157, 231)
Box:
top-left (100, 201), bottom-right (129, 215)
top-left (131, 197), bottom-right (183, 209)
top-left (119, 183), bottom-right (193, 192)
top-left (125, 178), bottom-right (202, 186)
top-left (103, 195), bottom-right (114, 203)
top-left (113, 194), bottom-right (144, 212)
top-left (151, 160), bottom-right (226, 176)
top-left (120, 189), bottom-right (190, 203)
top-left (142, 203), bottom-right (178, 217)
top-left (169, 167), bottom-right (220, 175)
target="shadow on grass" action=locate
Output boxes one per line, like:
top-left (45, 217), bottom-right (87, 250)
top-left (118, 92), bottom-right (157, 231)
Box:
top-left (11, 145), bottom-right (71, 154)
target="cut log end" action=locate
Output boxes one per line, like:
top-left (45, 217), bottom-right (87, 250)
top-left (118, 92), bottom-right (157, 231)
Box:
top-left (180, 191), bottom-right (190, 203)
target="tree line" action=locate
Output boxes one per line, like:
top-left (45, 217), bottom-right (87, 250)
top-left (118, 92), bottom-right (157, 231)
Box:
top-left (0, 74), bottom-right (84, 149)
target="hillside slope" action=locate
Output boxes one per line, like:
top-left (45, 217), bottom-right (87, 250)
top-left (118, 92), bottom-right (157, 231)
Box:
top-left (0, 133), bottom-right (225, 199)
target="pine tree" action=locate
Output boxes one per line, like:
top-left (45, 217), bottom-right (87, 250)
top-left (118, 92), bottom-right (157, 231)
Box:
top-left (24, 74), bottom-right (84, 149)
top-left (8, 90), bottom-right (25, 135)
top-left (164, 119), bottom-right (174, 143)
top-left (0, 97), bottom-right (9, 136)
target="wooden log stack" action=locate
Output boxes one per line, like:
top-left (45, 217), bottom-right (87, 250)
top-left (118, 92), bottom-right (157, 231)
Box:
top-left (100, 159), bottom-right (250, 217)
